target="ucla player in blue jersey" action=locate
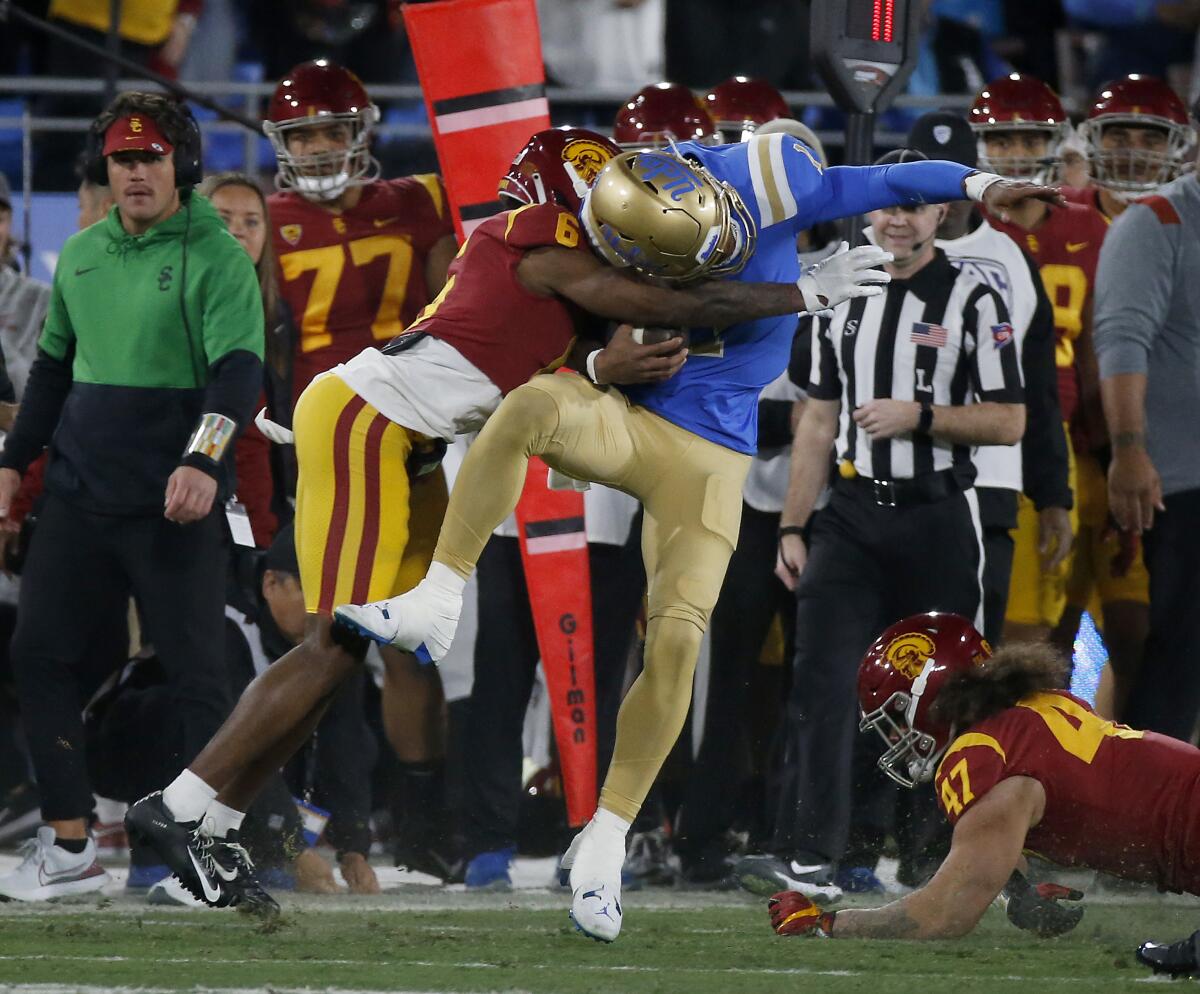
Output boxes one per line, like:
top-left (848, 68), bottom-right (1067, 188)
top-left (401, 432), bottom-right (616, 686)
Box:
top-left (335, 135), bottom-right (1061, 942)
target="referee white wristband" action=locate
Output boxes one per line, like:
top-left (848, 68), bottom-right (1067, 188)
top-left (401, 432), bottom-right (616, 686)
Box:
top-left (964, 171), bottom-right (1005, 202)
top-left (585, 349), bottom-right (604, 384)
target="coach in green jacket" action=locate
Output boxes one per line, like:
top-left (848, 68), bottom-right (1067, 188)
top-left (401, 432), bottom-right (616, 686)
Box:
top-left (0, 92), bottom-right (264, 902)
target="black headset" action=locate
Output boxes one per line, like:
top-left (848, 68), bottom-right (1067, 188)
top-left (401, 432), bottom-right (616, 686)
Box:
top-left (83, 99), bottom-right (204, 188)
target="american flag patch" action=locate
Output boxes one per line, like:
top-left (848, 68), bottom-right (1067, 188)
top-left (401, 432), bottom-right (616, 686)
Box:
top-left (991, 322), bottom-right (1015, 347)
top-left (910, 322), bottom-right (948, 348)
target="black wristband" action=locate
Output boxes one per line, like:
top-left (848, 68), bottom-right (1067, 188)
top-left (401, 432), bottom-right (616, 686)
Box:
top-left (917, 401), bottom-right (934, 435)
top-left (180, 452), bottom-right (221, 481)
top-left (778, 525), bottom-right (805, 540)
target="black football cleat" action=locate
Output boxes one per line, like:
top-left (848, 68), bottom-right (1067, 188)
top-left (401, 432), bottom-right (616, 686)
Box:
top-left (213, 833), bottom-right (280, 917)
top-left (1136, 930), bottom-right (1200, 976)
top-left (124, 792), bottom-right (235, 908)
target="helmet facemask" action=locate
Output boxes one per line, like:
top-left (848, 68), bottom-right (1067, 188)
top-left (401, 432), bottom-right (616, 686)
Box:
top-left (265, 108), bottom-right (381, 201)
top-left (1082, 117), bottom-right (1196, 198)
top-left (859, 660), bottom-right (953, 789)
top-left (973, 123), bottom-right (1067, 184)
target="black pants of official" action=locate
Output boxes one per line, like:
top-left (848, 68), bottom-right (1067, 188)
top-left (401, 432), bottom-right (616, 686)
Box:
top-left (977, 487), bottom-right (1019, 646)
top-left (12, 494), bottom-right (231, 822)
top-left (1122, 489), bottom-right (1200, 740)
top-left (674, 502), bottom-right (794, 861)
top-left (464, 528), bottom-right (645, 856)
top-left (770, 482), bottom-right (983, 865)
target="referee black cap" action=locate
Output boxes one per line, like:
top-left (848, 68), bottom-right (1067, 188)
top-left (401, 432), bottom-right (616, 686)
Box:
top-left (906, 111), bottom-right (978, 168)
top-left (874, 147), bottom-right (929, 166)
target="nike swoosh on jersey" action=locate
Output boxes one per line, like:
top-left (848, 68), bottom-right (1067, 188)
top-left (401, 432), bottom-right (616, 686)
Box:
top-left (373, 217), bottom-right (398, 228)
top-left (1065, 242), bottom-right (1089, 253)
top-left (75, 266), bottom-right (98, 276)
top-left (188, 849), bottom-right (222, 902)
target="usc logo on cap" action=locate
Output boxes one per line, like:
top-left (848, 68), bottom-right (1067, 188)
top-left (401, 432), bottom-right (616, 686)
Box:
top-left (883, 632), bottom-right (936, 680)
top-left (129, 117), bottom-right (143, 133)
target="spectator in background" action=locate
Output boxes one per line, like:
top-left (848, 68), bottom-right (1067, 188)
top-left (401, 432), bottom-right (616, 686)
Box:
top-left (202, 172), bottom-right (289, 545)
top-left (907, 113), bottom-right (1070, 645)
top-left (0, 92), bottom-right (263, 902)
top-left (36, 0), bottom-right (201, 190)
top-left (1061, 0), bottom-right (1197, 89)
top-left (0, 174), bottom-right (45, 414)
top-left (1093, 123), bottom-right (1200, 740)
top-left (538, 0), bottom-right (665, 91)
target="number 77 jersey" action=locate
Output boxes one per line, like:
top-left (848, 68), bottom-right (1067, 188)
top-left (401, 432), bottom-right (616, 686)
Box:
top-left (270, 174), bottom-right (455, 404)
top-left (935, 689), bottom-right (1200, 893)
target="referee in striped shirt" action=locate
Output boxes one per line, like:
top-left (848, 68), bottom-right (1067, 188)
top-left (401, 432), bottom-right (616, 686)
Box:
top-left (737, 151), bottom-right (1026, 898)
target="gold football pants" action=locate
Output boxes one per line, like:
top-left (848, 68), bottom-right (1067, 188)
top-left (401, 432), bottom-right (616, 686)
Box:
top-left (435, 372), bottom-right (751, 822)
top-left (293, 374), bottom-right (447, 616)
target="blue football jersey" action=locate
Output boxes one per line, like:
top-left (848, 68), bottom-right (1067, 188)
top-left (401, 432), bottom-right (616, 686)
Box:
top-left (622, 134), bottom-right (973, 453)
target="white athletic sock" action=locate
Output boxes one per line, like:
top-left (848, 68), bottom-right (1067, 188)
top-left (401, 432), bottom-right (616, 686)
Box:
top-left (592, 807), bottom-right (632, 838)
top-left (203, 800), bottom-right (246, 839)
top-left (162, 769), bottom-right (218, 824)
top-left (426, 561), bottom-right (467, 598)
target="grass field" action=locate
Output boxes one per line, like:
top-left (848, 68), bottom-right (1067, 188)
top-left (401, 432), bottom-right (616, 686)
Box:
top-left (0, 882), bottom-right (1196, 994)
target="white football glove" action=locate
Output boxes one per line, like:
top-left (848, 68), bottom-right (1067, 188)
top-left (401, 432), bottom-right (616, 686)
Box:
top-left (796, 241), bottom-right (893, 312)
top-left (254, 407), bottom-right (294, 445)
top-left (547, 467), bottom-right (591, 492)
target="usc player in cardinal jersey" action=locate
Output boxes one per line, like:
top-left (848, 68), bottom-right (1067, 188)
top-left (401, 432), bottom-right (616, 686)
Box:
top-left (969, 74), bottom-right (1110, 645)
top-left (768, 613), bottom-right (1200, 978)
top-left (1054, 76), bottom-right (1195, 717)
top-left (261, 58), bottom-right (458, 887)
top-left (127, 127), bottom-right (839, 910)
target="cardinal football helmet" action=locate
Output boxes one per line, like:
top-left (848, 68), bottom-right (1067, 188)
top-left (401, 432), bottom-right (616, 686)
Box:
top-left (499, 128), bottom-right (620, 214)
top-left (1079, 75), bottom-right (1195, 197)
top-left (580, 149), bottom-right (756, 283)
top-left (613, 83), bottom-right (718, 149)
top-left (858, 613), bottom-right (992, 789)
top-left (264, 59), bottom-right (381, 201)
top-left (703, 76), bottom-right (790, 143)
top-left (969, 74), bottom-right (1070, 181)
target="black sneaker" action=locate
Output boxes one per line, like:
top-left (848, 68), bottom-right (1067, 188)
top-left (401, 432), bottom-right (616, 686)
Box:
top-left (124, 792), bottom-right (234, 908)
top-left (1137, 929), bottom-right (1200, 976)
top-left (734, 853), bottom-right (843, 902)
top-left (394, 837), bottom-right (465, 884)
top-left (212, 833), bottom-right (280, 917)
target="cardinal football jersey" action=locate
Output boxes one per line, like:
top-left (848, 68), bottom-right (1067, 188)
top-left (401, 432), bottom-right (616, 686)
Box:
top-left (935, 690), bottom-right (1200, 893)
top-left (989, 204), bottom-right (1109, 423)
top-left (270, 175), bottom-right (454, 403)
top-left (330, 202), bottom-right (591, 438)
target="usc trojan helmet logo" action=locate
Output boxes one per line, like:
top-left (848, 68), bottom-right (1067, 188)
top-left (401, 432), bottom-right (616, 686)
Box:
top-left (883, 632), bottom-right (937, 680)
top-left (562, 138), bottom-right (613, 187)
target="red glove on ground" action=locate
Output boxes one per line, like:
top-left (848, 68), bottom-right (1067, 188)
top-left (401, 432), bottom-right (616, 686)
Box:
top-left (768, 891), bottom-right (836, 937)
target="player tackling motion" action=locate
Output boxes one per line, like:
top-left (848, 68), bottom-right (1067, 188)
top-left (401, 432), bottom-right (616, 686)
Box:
top-left (336, 136), bottom-right (1062, 941)
top-left (124, 127), bottom-right (881, 910)
top-left (767, 611), bottom-right (1200, 979)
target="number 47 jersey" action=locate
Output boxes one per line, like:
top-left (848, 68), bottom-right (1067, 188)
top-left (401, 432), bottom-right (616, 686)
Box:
top-left (935, 689), bottom-right (1200, 893)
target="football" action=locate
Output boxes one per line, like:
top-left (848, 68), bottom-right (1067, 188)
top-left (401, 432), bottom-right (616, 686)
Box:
top-left (631, 326), bottom-right (690, 348)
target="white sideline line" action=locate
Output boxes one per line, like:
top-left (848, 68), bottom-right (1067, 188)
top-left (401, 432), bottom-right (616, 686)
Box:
top-left (0, 953), bottom-right (1116, 983)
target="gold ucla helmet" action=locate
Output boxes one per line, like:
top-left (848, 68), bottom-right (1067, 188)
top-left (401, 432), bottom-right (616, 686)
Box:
top-left (579, 150), bottom-right (757, 283)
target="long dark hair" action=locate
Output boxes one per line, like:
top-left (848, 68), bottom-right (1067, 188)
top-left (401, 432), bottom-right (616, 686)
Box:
top-left (200, 172), bottom-right (286, 379)
top-left (929, 642), bottom-right (1069, 728)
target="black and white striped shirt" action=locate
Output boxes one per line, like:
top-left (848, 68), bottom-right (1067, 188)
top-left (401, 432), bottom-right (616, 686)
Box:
top-left (806, 250), bottom-right (1024, 481)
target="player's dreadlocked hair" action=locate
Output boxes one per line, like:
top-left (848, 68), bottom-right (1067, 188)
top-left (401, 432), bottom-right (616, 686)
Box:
top-left (930, 642), bottom-right (1069, 728)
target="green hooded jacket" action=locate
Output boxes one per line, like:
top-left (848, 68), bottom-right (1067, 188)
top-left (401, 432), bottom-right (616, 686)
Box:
top-left (35, 193), bottom-right (264, 513)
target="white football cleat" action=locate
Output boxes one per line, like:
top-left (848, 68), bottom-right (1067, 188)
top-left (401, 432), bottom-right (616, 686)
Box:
top-left (563, 820), bottom-right (627, 943)
top-left (0, 827), bottom-right (110, 902)
top-left (147, 874), bottom-right (208, 908)
top-left (334, 573), bottom-right (462, 664)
